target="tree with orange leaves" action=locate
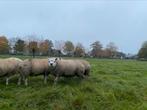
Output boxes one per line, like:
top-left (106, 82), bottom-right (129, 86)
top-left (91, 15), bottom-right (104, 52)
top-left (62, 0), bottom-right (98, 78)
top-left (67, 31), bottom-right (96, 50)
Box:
top-left (74, 43), bottom-right (85, 57)
top-left (39, 40), bottom-right (53, 56)
top-left (0, 36), bottom-right (9, 54)
top-left (28, 41), bottom-right (39, 57)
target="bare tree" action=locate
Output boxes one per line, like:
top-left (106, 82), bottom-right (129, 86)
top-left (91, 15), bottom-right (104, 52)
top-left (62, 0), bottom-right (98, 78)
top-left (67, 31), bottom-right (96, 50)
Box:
top-left (8, 37), bottom-right (19, 54)
top-left (54, 40), bottom-right (65, 56)
top-left (54, 40), bottom-right (64, 51)
top-left (106, 42), bottom-right (118, 58)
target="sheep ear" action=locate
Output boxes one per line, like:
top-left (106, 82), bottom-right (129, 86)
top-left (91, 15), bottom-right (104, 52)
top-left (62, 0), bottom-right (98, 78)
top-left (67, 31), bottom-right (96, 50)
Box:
top-left (55, 58), bottom-right (58, 61)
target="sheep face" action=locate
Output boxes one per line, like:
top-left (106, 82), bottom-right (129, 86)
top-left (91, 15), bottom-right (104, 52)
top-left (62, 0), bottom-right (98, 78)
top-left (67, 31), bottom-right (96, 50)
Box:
top-left (48, 58), bottom-right (60, 67)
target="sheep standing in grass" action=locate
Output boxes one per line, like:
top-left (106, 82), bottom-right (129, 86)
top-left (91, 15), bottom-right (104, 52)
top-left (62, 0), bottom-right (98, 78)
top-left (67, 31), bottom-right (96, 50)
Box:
top-left (76, 60), bottom-right (91, 76)
top-left (0, 57), bottom-right (22, 85)
top-left (18, 58), bottom-right (51, 86)
top-left (48, 58), bottom-right (86, 84)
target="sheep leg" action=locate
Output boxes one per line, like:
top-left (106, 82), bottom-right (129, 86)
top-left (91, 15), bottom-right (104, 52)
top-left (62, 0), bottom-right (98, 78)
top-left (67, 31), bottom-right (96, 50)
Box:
top-left (77, 71), bottom-right (86, 79)
top-left (44, 72), bottom-right (48, 84)
top-left (44, 76), bottom-right (47, 84)
top-left (54, 75), bottom-right (59, 85)
top-left (17, 77), bottom-right (21, 85)
top-left (85, 69), bottom-right (90, 76)
top-left (17, 74), bottom-right (23, 85)
top-left (6, 77), bottom-right (9, 85)
top-left (80, 74), bottom-right (86, 79)
top-left (23, 75), bottom-right (28, 86)
top-left (25, 78), bottom-right (28, 86)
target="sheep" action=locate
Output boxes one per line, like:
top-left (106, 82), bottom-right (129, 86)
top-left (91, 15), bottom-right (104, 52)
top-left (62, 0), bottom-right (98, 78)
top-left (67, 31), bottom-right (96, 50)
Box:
top-left (75, 60), bottom-right (91, 76)
top-left (18, 58), bottom-right (51, 86)
top-left (17, 59), bottom-right (31, 86)
top-left (0, 57), bottom-right (23, 85)
top-left (48, 58), bottom-right (86, 84)
top-left (7, 57), bottom-right (23, 62)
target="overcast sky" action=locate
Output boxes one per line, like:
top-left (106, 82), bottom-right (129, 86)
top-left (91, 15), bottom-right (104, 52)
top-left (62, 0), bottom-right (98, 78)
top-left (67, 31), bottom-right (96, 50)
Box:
top-left (0, 0), bottom-right (147, 54)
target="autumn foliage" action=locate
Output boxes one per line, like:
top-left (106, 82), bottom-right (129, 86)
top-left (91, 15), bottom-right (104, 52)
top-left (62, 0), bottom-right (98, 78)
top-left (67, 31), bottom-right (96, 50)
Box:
top-left (0, 35), bottom-right (125, 58)
top-left (39, 40), bottom-right (53, 55)
top-left (0, 36), bottom-right (9, 54)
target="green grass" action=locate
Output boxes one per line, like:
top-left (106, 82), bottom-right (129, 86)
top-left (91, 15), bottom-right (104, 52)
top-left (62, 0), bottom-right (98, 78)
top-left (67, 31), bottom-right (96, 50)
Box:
top-left (0, 55), bottom-right (147, 110)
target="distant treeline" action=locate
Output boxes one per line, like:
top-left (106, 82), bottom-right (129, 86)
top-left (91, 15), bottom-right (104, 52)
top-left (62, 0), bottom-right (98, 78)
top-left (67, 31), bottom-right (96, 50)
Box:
top-left (0, 35), bottom-right (144, 59)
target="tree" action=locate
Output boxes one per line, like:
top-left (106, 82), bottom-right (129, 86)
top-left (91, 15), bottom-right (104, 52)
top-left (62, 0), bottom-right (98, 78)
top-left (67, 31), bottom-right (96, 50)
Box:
top-left (0, 36), bottom-right (9, 54)
top-left (14, 39), bottom-right (25, 54)
top-left (23, 42), bottom-right (29, 55)
top-left (25, 34), bottom-right (41, 57)
top-left (90, 41), bottom-right (103, 57)
top-left (63, 41), bottom-right (74, 56)
top-left (28, 41), bottom-right (38, 57)
top-left (74, 43), bottom-right (85, 57)
top-left (8, 37), bottom-right (19, 54)
top-left (138, 41), bottom-right (147, 59)
top-left (106, 42), bottom-right (118, 58)
top-left (39, 40), bottom-right (53, 56)
top-left (54, 40), bottom-right (65, 56)
top-left (48, 40), bottom-right (54, 56)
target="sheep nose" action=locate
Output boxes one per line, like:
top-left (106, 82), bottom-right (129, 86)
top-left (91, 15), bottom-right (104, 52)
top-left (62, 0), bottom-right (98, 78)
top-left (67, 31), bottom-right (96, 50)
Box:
top-left (50, 63), bottom-right (53, 66)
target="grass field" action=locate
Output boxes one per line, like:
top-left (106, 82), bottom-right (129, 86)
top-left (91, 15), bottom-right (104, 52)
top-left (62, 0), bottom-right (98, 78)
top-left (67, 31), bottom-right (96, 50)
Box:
top-left (0, 55), bottom-right (147, 110)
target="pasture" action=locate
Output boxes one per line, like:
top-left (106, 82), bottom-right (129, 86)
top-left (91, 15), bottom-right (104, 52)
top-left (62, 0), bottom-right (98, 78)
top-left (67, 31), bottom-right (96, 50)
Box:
top-left (0, 55), bottom-right (147, 110)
